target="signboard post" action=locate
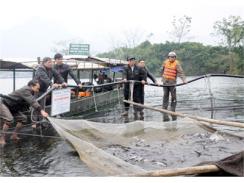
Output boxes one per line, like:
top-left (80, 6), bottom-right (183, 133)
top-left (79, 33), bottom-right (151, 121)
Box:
top-left (51, 88), bottom-right (71, 116)
top-left (69, 43), bottom-right (90, 55)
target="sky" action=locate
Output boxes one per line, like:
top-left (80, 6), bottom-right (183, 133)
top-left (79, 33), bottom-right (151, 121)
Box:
top-left (0, 0), bottom-right (243, 58)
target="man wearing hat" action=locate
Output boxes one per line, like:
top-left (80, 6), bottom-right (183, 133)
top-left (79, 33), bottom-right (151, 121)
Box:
top-left (122, 57), bottom-right (146, 119)
top-left (162, 51), bottom-right (187, 121)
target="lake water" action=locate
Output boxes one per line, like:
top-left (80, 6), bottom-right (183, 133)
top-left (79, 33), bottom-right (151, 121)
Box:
top-left (0, 74), bottom-right (244, 176)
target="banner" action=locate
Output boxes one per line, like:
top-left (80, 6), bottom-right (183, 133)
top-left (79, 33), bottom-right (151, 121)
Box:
top-left (51, 88), bottom-right (71, 116)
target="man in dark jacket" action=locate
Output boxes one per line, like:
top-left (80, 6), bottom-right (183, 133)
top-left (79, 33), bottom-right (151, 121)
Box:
top-left (0, 80), bottom-right (49, 145)
top-left (34, 57), bottom-right (66, 94)
top-left (137, 60), bottom-right (158, 119)
top-left (138, 59), bottom-right (158, 103)
top-left (122, 57), bottom-right (146, 119)
top-left (53, 53), bottom-right (82, 88)
top-left (34, 57), bottom-right (67, 106)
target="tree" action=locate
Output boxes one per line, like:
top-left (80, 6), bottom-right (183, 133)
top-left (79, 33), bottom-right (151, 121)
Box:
top-left (169, 15), bottom-right (192, 43)
top-left (213, 16), bottom-right (244, 73)
top-left (213, 16), bottom-right (244, 48)
top-left (123, 28), bottom-right (145, 48)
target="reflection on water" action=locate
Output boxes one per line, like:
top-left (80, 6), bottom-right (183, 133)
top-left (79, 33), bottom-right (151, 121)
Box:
top-left (0, 76), bottom-right (244, 176)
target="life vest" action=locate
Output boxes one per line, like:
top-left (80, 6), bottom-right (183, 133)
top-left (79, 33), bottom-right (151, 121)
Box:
top-left (162, 59), bottom-right (178, 80)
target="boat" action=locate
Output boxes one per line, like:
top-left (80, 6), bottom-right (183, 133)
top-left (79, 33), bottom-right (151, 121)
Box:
top-left (0, 55), bottom-right (127, 126)
top-left (0, 55), bottom-right (127, 138)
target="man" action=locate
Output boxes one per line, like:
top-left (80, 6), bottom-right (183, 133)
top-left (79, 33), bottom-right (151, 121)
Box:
top-left (34, 57), bottom-right (67, 102)
top-left (0, 80), bottom-right (49, 145)
top-left (161, 51), bottom-right (187, 121)
top-left (34, 57), bottom-right (66, 94)
top-left (53, 53), bottom-right (82, 88)
top-left (33, 57), bottom-right (66, 126)
top-left (103, 74), bottom-right (113, 91)
top-left (122, 57), bottom-right (146, 119)
top-left (137, 60), bottom-right (158, 119)
top-left (138, 60), bottom-right (158, 85)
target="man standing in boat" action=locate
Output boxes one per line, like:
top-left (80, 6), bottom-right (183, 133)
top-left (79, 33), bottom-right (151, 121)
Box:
top-left (0, 80), bottom-right (49, 145)
top-left (53, 53), bottom-right (82, 88)
top-left (122, 57), bottom-right (146, 120)
top-left (162, 51), bottom-right (187, 121)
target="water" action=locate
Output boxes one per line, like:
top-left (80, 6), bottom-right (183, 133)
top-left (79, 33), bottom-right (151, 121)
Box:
top-left (0, 75), bottom-right (244, 176)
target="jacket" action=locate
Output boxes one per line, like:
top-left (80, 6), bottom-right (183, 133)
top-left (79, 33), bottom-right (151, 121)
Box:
top-left (122, 65), bottom-right (147, 83)
top-left (54, 64), bottom-right (81, 85)
top-left (34, 65), bottom-right (64, 92)
top-left (142, 67), bottom-right (157, 83)
top-left (162, 59), bottom-right (186, 83)
top-left (2, 85), bottom-right (42, 112)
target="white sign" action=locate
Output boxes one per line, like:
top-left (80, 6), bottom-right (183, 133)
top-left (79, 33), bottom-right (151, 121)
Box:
top-left (51, 88), bottom-right (71, 116)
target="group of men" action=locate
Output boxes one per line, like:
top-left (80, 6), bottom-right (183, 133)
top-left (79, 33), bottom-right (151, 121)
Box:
top-left (122, 51), bottom-right (186, 121)
top-left (0, 51), bottom-right (186, 145)
top-left (0, 53), bottom-right (82, 145)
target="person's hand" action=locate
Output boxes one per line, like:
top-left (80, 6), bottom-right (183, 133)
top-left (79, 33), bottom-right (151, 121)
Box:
top-left (40, 110), bottom-right (49, 118)
top-left (52, 83), bottom-right (59, 88)
top-left (183, 80), bottom-right (188, 84)
top-left (62, 82), bottom-right (68, 87)
top-left (78, 83), bottom-right (83, 88)
top-left (141, 80), bottom-right (146, 85)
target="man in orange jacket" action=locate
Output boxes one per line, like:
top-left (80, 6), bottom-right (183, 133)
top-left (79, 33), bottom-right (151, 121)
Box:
top-left (162, 51), bottom-right (187, 121)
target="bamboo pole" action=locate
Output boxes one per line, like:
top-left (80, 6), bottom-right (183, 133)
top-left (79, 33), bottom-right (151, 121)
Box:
top-left (124, 100), bottom-right (244, 128)
top-left (132, 164), bottom-right (220, 176)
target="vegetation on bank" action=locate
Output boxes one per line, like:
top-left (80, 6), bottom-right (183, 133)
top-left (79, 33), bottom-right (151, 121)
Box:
top-left (98, 41), bottom-right (244, 76)
top-left (97, 16), bottom-right (244, 76)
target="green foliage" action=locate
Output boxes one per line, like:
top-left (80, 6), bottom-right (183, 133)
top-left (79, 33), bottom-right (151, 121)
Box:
top-left (213, 16), bottom-right (244, 49)
top-left (97, 41), bottom-right (244, 76)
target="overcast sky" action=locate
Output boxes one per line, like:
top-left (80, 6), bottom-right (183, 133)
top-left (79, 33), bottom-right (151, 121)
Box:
top-left (0, 0), bottom-right (243, 58)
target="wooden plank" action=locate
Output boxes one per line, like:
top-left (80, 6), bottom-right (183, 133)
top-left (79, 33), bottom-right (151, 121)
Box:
top-left (133, 164), bottom-right (219, 176)
top-left (124, 100), bottom-right (244, 128)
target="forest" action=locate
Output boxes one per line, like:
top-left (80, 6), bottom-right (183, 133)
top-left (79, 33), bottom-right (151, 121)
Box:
top-left (98, 16), bottom-right (244, 76)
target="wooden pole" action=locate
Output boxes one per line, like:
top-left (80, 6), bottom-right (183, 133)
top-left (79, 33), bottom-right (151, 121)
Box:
top-left (132, 164), bottom-right (220, 176)
top-left (124, 100), bottom-right (244, 128)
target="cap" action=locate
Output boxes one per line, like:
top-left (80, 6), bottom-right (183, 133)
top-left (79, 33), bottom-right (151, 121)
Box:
top-left (127, 57), bottom-right (136, 61)
top-left (168, 51), bottom-right (177, 57)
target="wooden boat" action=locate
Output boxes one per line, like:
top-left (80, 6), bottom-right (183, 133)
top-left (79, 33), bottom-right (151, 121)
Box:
top-left (0, 55), bottom-right (126, 139)
top-left (0, 55), bottom-right (126, 116)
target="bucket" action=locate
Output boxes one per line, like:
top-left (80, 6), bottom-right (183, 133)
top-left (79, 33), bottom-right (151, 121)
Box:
top-left (85, 91), bottom-right (92, 97)
top-left (78, 92), bottom-right (86, 97)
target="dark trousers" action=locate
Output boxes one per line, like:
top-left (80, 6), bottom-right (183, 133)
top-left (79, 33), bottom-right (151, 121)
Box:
top-left (124, 84), bottom-right (144, 113)
top-left (163, 86), bottom-right (177, 120)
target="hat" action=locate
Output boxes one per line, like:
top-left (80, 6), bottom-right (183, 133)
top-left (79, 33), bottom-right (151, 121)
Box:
top-left (168, 51), bottom-right (177, 57)
top-left (127, 57), bottom-right (136, 61)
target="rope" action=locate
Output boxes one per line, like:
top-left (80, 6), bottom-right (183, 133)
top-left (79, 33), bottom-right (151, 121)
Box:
top-left (0, 131), bottom-right (64, 139)
top-left (92, 87), bottom-right (98, 112)
top-left (141, 74), bottom-right (244, 88)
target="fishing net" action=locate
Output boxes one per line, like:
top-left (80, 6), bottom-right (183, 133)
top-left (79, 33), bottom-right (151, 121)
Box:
top-left (48, 117), bottom-right (244, 176)
top-left (47, 75), bottom-right (244, 176)
top-left (214, 151), bottom-right (244, 176)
